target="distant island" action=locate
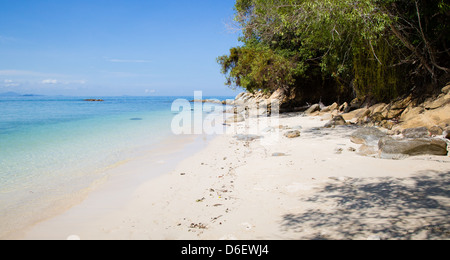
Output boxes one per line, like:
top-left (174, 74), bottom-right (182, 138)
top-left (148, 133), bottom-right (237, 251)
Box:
top-left (0, 92), bottom-right (43, 97)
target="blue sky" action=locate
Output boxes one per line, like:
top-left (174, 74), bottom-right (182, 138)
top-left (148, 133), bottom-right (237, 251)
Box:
top-left (0, 0), bottom-right (241, 96)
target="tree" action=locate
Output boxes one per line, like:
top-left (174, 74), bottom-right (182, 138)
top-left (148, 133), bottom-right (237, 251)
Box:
top-left (218, 0), bottom-right (450, 105)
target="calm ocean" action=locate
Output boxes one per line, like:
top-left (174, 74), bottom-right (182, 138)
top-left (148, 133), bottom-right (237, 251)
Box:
top-left (0, 95), bottom-right (231, 237)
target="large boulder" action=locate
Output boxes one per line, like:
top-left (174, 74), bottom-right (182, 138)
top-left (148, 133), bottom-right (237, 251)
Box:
top-left (378, 137), bottom-right (448, 157)
top-left (351, 127), bottom-right (387, 146)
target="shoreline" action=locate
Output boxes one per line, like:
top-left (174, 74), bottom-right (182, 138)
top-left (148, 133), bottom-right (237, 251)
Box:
top-left (7, 133), bottom-right (211, 240)
top-left (21, 112), bottom-right (450, 240)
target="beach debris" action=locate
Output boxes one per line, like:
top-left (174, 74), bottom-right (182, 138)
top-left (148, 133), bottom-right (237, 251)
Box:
top-left (180, 173), bottom-right (186, 176)
top-left (190, 223), bottom-right (208, 229)
top-left (272, 152), bottom-right (287, 157)
top-left (348, 147), bottom-right (357, 152)
top-left (233, 134), bottom-right (262, 142)
top-left (196, 197), bottom-right (206, 203)
top-left (284, 130), bottom-right (301, 138)
top-left (241, 222), bottom-right (253, 231)
top-left (335, 148), bottom-right (343, 154)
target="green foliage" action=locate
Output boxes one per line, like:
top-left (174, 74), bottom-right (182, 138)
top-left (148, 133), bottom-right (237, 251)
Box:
top-left (219, 0), bottom-right (450, 103)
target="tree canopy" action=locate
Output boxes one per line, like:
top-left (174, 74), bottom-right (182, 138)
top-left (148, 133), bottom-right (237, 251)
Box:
top-left (218, 0), bottom-right (449, 104)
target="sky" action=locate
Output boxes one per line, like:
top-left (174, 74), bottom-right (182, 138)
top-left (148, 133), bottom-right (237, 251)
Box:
top-left (0, 0), bottom-right (241, 96)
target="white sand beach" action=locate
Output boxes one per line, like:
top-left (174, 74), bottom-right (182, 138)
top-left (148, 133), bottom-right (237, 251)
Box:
top-left (23, 113), bottom-right (450, 240)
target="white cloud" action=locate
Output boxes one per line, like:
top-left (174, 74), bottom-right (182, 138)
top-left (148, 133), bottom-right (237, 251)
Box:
top-left (42, 79), bottom-right (59, 84)
top-left (3, 79), bottom-right (19, 87)
top-left (0, 70), bottom-right (65, 78)
top-left (145, 89), bottom-right (156, 94)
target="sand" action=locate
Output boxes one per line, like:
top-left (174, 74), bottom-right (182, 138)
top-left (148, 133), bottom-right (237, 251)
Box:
top-left (23, 113), bottom-right (450, 240)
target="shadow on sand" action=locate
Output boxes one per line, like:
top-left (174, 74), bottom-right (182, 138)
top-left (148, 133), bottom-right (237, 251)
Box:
top-left (281, 170), bottom-right (450, 240)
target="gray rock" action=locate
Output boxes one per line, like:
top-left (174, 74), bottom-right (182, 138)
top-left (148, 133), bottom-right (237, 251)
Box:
top-left (351, 127), bottom-right (387, 146)
top-left (378, 137), bottom-right (448, 157)
top-left (233, 134), bottom-right (262, 142)
top-left (324, 115), bottom-right (347, 128)
top-left (284, 130), bottom-right (301, 138)
top-left (402, 127), bottom-right (430, 138)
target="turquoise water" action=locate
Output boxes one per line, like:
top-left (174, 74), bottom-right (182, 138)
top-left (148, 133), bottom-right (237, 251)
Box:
top-left (0, 95), bottom-right (231, 237)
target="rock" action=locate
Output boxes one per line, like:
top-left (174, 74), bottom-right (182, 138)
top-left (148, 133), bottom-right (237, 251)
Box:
top-left (350, 97), bottom-right (365, 110)
top-left (444, 127), bottom-right (450, 139)
top-left (335, 148), bottom-right (344, 154)
top-left (378, 137), bottom-right (448, 157)
top-left (284, 130), bottom-right (301, 138)
top-left (338, 102), bottom-right (350, 113)
top-left (84, 99), bottom-right (104, 102)
top-left (342, 108), bottom-right (370, 121)
top-left (358, 144), bottom-right (379, 156)
top-left (225, 114), bottom-right (245, 124)
top-left (424, 93), bottom-right (450, 110)
top-left (350, 127), bottom-right (387, 146)
top-left (429, 126), bottom-right (443, 136)
top-left (400, 106), bottom-right (425, 122)
top-left (324, 115), bottom-right (347, 128)
top-left (396, 103), bottom-right (450, 130)
top-left (442, 85), bottom-right (450, 94)
top-left (305, 104), bottom-right (321, 115)
top-left (321, 102), bottom-right (338, 113)
top-left (402, 127), bottom-right (430, 138)
top-left (233, 134), bottom-right (261, 142)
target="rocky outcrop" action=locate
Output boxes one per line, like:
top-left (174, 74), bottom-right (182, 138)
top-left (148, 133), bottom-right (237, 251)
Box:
top-left (231, 83), bottom-right (450, 136)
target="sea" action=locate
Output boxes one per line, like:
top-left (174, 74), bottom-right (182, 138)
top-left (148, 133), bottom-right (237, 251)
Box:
top-left (0, 95), bottom-right (233, 238)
